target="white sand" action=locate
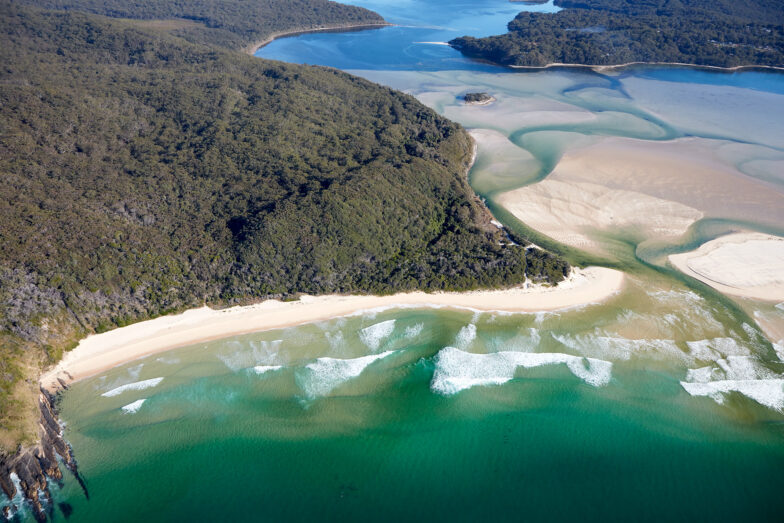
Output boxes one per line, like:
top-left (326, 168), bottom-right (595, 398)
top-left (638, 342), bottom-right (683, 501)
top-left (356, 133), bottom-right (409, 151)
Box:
top-left (40, 267), bottom-right (623, 389)
top-left (669, 233), bottom-right (784, 302)
top-left (496, 137), bottom-right (784, 254)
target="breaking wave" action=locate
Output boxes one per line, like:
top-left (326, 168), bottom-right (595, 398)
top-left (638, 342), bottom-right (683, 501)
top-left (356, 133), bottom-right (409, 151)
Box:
top-left (681, 355), bottom-right (784, 410)
top-left (252, 365), bottom-right (283, 375)
top-left (431, 347), bottom-right (612, 395)
top-left (297, 351), bottom-right (397, 399)
top-left (359, 320), bottom-right (396, 351)
top-left (121, 399), bottom-right (146, 414)
top-left (102, 377), bottom-right (163, 397)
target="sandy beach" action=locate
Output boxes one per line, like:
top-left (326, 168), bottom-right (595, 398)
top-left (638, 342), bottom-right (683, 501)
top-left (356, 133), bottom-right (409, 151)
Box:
top-left (244, 22), bottom-right (390, 55)
top-left (40, 267), bottom-right (623, 390)
top-left (669, 232), bottom-right (784, 302)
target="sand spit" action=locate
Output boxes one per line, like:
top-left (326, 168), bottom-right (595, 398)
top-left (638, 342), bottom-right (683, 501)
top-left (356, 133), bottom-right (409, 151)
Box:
top-left (244, 22), bottom-right (391, 55)
top-left (670, 233), bottom-right (784, 302)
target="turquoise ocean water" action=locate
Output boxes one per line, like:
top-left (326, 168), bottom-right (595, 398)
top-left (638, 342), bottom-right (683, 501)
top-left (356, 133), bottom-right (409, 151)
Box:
top-left (10, 1), bottom-right (784, 521)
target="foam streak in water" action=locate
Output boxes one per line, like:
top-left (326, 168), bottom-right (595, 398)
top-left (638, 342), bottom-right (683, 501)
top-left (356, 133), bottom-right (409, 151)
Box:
top-left (681, 380), bottom-right (784, 411)
top-left (682, 355), bottom-right (784, 410)
top-left (253, 365), bottom-right (283, 375)
top-left (359, 320), bottom-right (396, 351)
top-left (431, 347), bottom-right (612, 395)
top-left (298, 351), bottom-right (396, 399)
top-left (121, 399), bottom-right (146, 414)
top-left (102, 377), bottom-right (163, 397)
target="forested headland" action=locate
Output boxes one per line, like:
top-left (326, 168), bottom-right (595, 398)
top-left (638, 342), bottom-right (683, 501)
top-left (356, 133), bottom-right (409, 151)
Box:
top-left (0, 0), bottom-right (569, 458)
top-left (450, 0), bottom-right (784, 68)
top-left (15, 0), bottom-right (387, 50)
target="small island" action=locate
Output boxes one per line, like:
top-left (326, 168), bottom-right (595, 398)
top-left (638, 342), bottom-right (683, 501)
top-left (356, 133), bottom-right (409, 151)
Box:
top-left (463, 92), bottom-right (496, 105)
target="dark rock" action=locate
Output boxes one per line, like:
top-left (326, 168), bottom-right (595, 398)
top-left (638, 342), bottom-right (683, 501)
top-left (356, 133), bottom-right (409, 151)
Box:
top-left (58, 502), bottom-right (73, 519)
top-left (0, 390), bottom-right (86, 522)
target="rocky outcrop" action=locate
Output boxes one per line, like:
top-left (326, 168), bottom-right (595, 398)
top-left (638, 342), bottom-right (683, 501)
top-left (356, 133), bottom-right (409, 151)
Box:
top-left (0, 388), bottom-right (85, 522)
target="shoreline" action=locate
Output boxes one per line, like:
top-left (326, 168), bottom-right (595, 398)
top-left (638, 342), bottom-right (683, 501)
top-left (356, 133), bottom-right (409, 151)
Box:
top-left (507, 60), bottom-right (784, 73)
top-left (244, 22), bottom-right (392, 55)
top-left (40, 266), bottom-right (624, 390)
top-left (453, 50), bottom-right (784, 73)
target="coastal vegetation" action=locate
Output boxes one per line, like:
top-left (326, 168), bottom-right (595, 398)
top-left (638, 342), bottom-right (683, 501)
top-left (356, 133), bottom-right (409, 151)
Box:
top-left (463, 92), bottom-right (494, 104)
top-left (450, 0), bottom-right (784, 68)
top-left (0, 0), bottom-right (569, 455)
top-left (14, 0), bottom-right (386, 49)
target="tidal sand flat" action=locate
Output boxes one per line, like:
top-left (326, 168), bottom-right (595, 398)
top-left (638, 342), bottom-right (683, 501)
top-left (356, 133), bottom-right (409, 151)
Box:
top-left (41, 266), bottom-right (623, 389)
top-left (670, 233), bottom-right (784, 302)
top-left (496, 137), bottom-right (784, 255)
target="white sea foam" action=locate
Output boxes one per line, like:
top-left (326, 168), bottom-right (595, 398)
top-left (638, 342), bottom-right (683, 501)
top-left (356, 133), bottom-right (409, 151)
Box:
top-left (121, 399), bottom-right (146, 414)
top-left (0, 473), bottom-right (24, 519)
top-left (156, 356), bottom-right (181, 365)
top-left (217, 339), bottom-right (282, 371)
top-left (358, 320), bottom-right (396, 351)
top-left (686, 337), bottom-right (751, 361)
top-left (486, 328), bottom-right (540, 353)
top-left (774, 341), bottom-right (784, 362)
top-left (252, 365), bottom-right (283, 375)
top-left (430, 347), bottom-right (612, 395)
top-left (646, 289), bottom-right (724, 334)
top-left (404, 323), bottom-right (424, 339)
top-left (682, 355), bottom-right (784, 410)
top-left (716, 356), bottom-right (776, 381)
top-left (681, 380), bottom-right (784, 411)
top-left (298, 351), bottom-right (397, 399)
top-left (101, 377), bottom-right (164, 397)
top-left (741, 322), bottom-right (761, 341)
top-left (552, 332), bottom-right (682, 362)
top-left (776, 302), bottom-right (784, 312)
top-left (127, 363), bottom-right (144, 380)
top-left (325, 330), bottom-right (345, 351)
top-left (685, 366), bottom-right (719, 383)
top-left (455, 324), bottom-right (477, 349)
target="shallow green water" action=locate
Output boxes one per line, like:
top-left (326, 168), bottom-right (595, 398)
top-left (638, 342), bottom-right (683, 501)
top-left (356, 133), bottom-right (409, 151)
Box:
top-left (8, 1), bottom-right (784, 520)
top-left (48, 308), bottom-right (784, 521)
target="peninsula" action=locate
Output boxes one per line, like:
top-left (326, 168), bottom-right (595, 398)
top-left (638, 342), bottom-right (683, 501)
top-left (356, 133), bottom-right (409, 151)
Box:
top-left (450, 0), bottom-right (784, 69)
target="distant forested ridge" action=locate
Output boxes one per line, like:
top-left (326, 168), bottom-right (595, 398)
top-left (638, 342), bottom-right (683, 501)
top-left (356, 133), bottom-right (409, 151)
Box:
top-left (0, 0), bottom-right (568, 451)
top-left (450, 0), bottom-right (784, 68)
top-left (15, 0), bottom-right (387, 49)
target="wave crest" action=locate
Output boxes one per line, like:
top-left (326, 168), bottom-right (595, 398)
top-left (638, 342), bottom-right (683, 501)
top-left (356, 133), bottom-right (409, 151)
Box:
top-left (431, 347), bottom-right (612, 395)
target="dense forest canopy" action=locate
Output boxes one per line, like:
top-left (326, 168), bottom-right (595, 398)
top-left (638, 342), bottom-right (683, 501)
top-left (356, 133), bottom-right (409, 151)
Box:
top-left (0, 0), bottom-right (568, 450)
top-left (14, 0), bottom-right (386, 49)
top-left (450, 0), bottom-right (784, 67)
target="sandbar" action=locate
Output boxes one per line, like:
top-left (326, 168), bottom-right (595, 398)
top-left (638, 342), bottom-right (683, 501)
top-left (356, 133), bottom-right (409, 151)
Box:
top-left (669, 233), bottom-right (784, 302)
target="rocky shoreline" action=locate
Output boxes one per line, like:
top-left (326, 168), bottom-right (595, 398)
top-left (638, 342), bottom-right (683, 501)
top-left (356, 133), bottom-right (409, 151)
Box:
top-left (0, 386), bottom-right (85, 522)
